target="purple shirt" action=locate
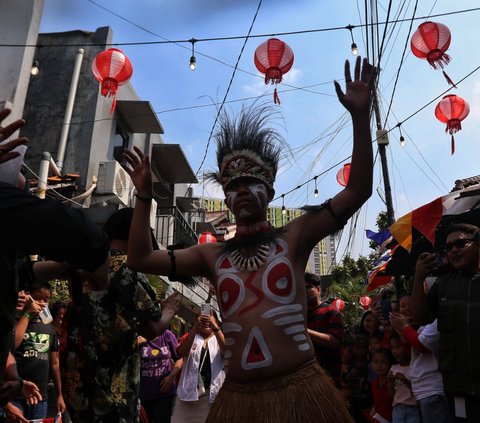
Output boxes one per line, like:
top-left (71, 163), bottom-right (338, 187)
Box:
top-left (139, 330), bottom-right (179, 400)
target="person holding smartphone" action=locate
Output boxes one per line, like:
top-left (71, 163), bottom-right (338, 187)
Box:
top-left (171, 310), bottom-right (225, 423)
top-left (411, 223), bottom-right (480, 422)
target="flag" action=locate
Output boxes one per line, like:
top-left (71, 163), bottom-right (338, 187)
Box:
top-left (365, 245), bottom-right (399, 291)
top-left (365, 228), bottom-right (392, 245)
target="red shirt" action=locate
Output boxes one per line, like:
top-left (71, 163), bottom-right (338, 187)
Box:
top-left (371, 377), bottom-right (392, 422)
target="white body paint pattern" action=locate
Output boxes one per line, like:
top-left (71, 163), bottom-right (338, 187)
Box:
top-left (222, 322), bottom-right (242, 333)
top-left (241, 326), bottom-right (273, 370)
top-left (214, 238), bottom-right (310, 370)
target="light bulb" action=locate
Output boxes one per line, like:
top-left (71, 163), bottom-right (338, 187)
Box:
top-left (351, 43), bottom-right (358, 56)
top-left (314, 188), bottom-right (318, 198)
top-left (31, 60), bottom-right (39, 76)
top-left (282, 205), bottom-right (286, 215)
top-left (189, 56), bottom-right (196, 71)
top-left (400, 136), bottom-right (406, 147)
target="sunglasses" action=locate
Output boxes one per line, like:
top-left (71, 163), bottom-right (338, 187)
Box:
top-left (444, 238), bottom-right (476, 252)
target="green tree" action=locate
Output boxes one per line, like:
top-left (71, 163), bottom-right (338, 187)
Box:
top-left (329, 254), bottom-right (375, 336)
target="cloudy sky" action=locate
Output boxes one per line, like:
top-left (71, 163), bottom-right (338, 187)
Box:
top-left (39, 0), bottom-right (480, 259)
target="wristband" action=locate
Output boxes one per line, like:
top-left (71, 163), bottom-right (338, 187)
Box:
top-left (23, 312), bottom-right (31, 319)
top-left (135, 193), bottom-right (153, 201)
top-left (212, 327), bottom-right (220, 333)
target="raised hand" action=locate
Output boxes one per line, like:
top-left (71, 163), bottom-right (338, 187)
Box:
top-left (0, 108), bottom-right (28, 165)
top-left (122, 146), bottom-right (153, 198)
top-left (334, 56), bottom-right (375, 117)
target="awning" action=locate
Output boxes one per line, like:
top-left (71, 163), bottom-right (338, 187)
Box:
top-left (176, 196), bottom-right (201, 212)
top-left (151, 144), bottom-right (198, 184)
top-left (116, 100), bottom-right (164, 134)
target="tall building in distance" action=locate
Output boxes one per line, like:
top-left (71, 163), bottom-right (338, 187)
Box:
top-left (200, 197), bottom-right (336, 275)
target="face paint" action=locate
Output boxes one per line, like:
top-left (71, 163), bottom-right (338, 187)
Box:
top-left (225, 181), bottom-right (268, 218)
top-left (225, 190), bottom-right (237, 210)
top-left (249, 183), bottom-right (269, 211)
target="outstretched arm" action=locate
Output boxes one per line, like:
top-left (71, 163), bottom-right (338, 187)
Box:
top-left (122, 147), bottom-right (209, 278)
top-left (294, 57), bottom-right (375, 252)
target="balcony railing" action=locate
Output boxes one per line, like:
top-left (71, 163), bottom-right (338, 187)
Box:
top-left (154, 206), bottom-right (198, 248)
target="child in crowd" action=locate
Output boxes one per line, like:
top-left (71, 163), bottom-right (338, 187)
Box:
top-left (388, 333), bottom-right (421, 423)
top-left (368, 334), bottom-right (382, 382)
top-left (341, 337), bottom-right (354, 381)
top-left (389, 313), bottom-right (453, 423)
top-left (398, 295), bottom-right (412, 321)
top-left (343, 334), bottom-right (372, 423)
top-left (370, 348), bottom-right (393, 423)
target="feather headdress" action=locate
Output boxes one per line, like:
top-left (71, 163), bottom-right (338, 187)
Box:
top-left (206, 105), bottom-right (284, 190)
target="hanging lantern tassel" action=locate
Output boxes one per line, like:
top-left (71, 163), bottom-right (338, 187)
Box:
top-left (101, 78), bottom-right (119, 113)
top-left (442, 71), bottom-right (457, 88)
top-left (446, 119), bottom-right (462, 155)
top-left (273, 88), bottom-right (280, 105)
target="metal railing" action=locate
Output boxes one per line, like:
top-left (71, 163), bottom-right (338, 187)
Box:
top-left (155, 206), bottom-right (198, 248)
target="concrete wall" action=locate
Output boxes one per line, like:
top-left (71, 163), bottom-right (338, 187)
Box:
top-left (21, 27), bottom-right (156, 193)
top-left (0, 0), bottom-right (43, 124)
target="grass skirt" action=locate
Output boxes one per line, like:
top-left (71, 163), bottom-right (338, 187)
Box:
top-left (206, 360), bottom-right (353, 423)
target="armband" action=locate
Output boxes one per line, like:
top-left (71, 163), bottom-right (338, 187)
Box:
top-left (135, 193), bottom-right (153, 201)
top-left (168, 248), bottom-right (177, 280)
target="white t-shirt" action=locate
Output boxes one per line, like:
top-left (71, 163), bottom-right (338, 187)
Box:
top-left (390, 364), bottom-right (416, 407)
top-left (408, 320), bottom-right (445, 400)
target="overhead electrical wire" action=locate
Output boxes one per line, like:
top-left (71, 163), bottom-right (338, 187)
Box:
top-left (272, 59), bottom-right (480, 203)
top-left (3, 7), bottom-right (480, 48)
top-left (190, 0), bottom-right (264, 182)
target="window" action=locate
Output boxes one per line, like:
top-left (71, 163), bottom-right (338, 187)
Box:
top-left (113, 123), bottom-right (130, 164)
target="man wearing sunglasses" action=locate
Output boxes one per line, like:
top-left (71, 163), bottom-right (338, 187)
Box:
top-left (411, 223), bottom-right (480, 422)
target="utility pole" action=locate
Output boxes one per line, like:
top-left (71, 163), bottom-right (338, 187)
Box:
top-left (372, 88), bottom-right (395, 226)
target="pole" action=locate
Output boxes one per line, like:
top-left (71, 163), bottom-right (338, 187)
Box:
top-left (371, 84), bottom-right (395, 227)
top-left (37, 151), bottom-right (50, 199)
top-left (57, 48), bottom-right (84, 172)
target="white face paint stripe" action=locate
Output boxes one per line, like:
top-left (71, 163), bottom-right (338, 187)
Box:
top-left (298, 343), bottom-right (311, 351)
top-left (225, 337), bottom-right (236, 346)
top-left (293, 334), bottom-right (307, 342)
top-left (273, 314), bottom-right (304, 326)
top-left (262, 304), bottom-right (302, 318)
top-left (225, 191), bottom-right (237, 210)
top-left (222, 322), bottom-right (242, 333)
top-left (283, 325), bottom-right (306, 335)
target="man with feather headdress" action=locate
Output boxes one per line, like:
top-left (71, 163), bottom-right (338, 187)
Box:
top-left (123, 56), bottom-right (375, 422)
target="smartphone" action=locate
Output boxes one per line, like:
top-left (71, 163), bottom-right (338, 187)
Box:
top-left (201, 303), bottom-right (211, 316)
top-left (381, 299), bottom-right (392, 322)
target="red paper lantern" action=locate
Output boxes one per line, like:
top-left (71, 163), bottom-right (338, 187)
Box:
top-left (198, 231), bottom-right (217, 244)
top-left (254, 38), bottom-right (294, 105)
top-left (336, 163), bottom-right (351, 187)
top-left (411, 21), bottom-right (456, 86)
top-left (333, 298), bottom-right (345, 312)
top-left (411, 21), bottom-right (451, 69)
top-left (92, 48), bottom-right (133, 112)
top-left (359, 296), bottom-right (372, 310)
top-left (435, 94), bottom-right (469, 155)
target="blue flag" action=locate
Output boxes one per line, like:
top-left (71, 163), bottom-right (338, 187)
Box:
top-left (365, 228), bottom-right (392, 245)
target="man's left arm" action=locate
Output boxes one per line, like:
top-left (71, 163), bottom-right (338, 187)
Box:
top-left (293, 57), bottom-right (375, 253)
